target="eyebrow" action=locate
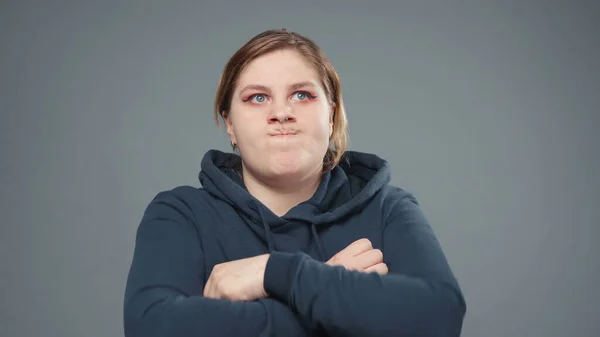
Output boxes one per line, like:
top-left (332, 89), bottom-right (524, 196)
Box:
top-left (239, 81), bottom-right (318, 94)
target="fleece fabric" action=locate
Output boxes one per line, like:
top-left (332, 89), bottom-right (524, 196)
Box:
top-left (124, 149), bottom-right (466, 337)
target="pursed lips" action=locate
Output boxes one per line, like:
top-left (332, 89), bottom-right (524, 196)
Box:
top-left (269, 130), bottom-right (298, 137)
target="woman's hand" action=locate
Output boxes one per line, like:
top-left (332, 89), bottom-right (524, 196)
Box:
top-left (203, 254), bottom-right (270, 301)
top-left (327, 238), bottom-right (388, 275)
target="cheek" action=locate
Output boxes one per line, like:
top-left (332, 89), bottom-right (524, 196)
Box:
top-left (233, 123), bottom-right (256, 143)
top-left (306, 110), bottom-right (332, 141)
top-left (229, 108), bottom-right (259, 138)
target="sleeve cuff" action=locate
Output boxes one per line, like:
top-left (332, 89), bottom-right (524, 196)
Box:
top-left (264, 251), bottom-right (303, 301)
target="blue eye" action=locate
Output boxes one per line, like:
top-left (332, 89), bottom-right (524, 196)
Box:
top-left (292, 91), bottom-right (316, 101)
top-left (250, 94), bottom-right (267, 103)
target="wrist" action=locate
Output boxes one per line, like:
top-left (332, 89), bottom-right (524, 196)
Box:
top-left (264, 251), bottom-right (303, 302)
top-left (258, 254), bottom-right (270, 297)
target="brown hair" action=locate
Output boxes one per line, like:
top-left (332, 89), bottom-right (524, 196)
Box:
top-left (213, 29), bottom-right (349, 172)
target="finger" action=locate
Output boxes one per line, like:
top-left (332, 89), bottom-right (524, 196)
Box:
top-left (203, 277), bottom-right (213, 298)
top-left (204, 270), bottom-right (219, 298)
top-left (352, 248), bottom-right (384, 271)
top-left (333, 238), bottom-right (373, 262)
top-left (364, 262), bottom-right (388, 275)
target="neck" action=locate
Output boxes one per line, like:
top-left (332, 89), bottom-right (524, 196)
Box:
top-left (242, 166), bottom-right (322, 217)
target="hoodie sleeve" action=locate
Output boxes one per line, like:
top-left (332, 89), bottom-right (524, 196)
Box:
top-left (263, 194), bottom-right (467, 337)
top-left (123, 190), bottom-right (314, 337)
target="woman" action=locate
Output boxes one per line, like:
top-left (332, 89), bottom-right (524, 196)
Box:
top-left (124, 29), bottom-right (466, 337)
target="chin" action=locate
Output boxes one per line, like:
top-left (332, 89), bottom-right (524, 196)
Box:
top-left (265, 150), bottom-right (321, 179)
top-left (267, 152), bottom-right (305, 176)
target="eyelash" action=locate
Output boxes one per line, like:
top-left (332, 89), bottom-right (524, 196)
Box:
top-left (242, 91), bottom-right (317, 103)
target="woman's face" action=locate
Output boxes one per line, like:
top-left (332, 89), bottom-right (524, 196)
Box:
top-left (225, 49), bottom-right (333, 181)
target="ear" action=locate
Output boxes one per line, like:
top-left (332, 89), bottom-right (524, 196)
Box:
top-left (223, 113), bottom-right (237, 145)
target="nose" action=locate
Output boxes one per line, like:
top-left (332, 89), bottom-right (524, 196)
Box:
top-left (268, 102), bottom-right (295, 124)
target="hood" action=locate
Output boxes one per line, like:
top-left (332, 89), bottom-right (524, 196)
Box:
top-left (198, 149), bottom-right (391, 259)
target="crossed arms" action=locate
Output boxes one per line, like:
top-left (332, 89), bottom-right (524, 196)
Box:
top-left (123, 192), bottom-right (466, 337)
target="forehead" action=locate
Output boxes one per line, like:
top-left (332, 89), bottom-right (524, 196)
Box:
top-left (235, 49), bottom-right (321, 89)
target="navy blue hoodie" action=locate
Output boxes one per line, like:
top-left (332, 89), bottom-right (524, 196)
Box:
top-left (124, 149), bottom-right (466, 337)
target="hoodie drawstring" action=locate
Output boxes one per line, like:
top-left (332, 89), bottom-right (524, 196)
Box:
top-left (255, 204), bottom-right (276, 253)
top-left (253, 200), bottom-right (326, 261)
top-left (311, 224), bottom-right (326, 261)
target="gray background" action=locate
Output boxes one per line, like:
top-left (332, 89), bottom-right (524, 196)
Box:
top-left (1, 1), bottom-right (598, 336)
